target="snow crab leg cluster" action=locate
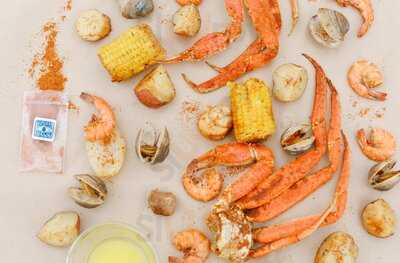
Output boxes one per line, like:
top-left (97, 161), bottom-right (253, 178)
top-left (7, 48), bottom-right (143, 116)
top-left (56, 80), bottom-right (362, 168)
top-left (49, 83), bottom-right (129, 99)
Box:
top-left (161, 0), bottom-right (281, 93)
top-left (171, 55), bottom-right (351, 262)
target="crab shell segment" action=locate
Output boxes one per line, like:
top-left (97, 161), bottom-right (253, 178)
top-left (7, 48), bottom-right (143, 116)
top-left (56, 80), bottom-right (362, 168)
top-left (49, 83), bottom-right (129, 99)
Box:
top-left (68, 174), bottom-right (108, 208)
top-left (206, 202), bottom-right (252, 262)
top-left (135, 123), bottom-right (170, 165)
top-left (368, 159), bottom-right (400, 191)
top-left (280, 124), bottom-right (315, 155)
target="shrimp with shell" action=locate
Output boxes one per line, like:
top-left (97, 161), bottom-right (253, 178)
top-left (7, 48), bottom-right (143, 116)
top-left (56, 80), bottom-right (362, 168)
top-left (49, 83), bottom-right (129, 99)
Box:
top-left (357, 128), bottom-right (396, 162)
top-left (80, 92), bottom-right (116, 142)
top-left (336, 0), bottom-right (374, 37)
top-left (347, 60), bottom-right (386, 101)
top-left (169, 229), bottom-right (211, 263)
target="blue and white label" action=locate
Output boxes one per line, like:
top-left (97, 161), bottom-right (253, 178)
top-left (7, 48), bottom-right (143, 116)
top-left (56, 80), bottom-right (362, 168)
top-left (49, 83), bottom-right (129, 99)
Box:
top-left (32, 117), bottom-right (57, 142)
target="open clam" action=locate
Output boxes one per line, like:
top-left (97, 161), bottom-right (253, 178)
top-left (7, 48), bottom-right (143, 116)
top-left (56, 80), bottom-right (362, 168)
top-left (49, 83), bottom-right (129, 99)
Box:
top-left (68, 174), bottom-right (107, 208)
top-left (135, 123), bottom-right (170, 165)
top-left (368, 159), bottom-right (400, 191)
top-left (309, 8), bottom-right (349, 48)
top-left (281, 124), bottom-right (315, 155)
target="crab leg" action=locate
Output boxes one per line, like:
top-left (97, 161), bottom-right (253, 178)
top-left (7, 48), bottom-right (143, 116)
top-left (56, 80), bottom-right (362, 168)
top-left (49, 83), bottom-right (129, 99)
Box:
top-left (160, 0), bottom-right (244, 64)
top-left (289, 0), bottom-right (299, 35)
top-left (246, 81), bottom-right (342, 222)
top-left (185, 143), bottom-right (275, 203)
top-left (182, 0), bottom-right (281, 93)
top-left (236, 54), bottom-right (328, 210)
top-left (253, 134), bottom-right (350, 244)
top-left (249, 196), bottom-right (337, 258)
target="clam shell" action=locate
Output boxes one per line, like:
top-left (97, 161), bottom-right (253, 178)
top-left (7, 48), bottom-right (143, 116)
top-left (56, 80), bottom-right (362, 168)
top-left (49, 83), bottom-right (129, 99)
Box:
top-left (68, 174), bottom-right (107, 208)
top-left (309, 8), bottom-right (349, 48)
top-left (281, 124), bottom-right (315, 155)
top-left (368, 159), bottom-right (400, 191)
top-left (135, 123), bottom-right (170, 165)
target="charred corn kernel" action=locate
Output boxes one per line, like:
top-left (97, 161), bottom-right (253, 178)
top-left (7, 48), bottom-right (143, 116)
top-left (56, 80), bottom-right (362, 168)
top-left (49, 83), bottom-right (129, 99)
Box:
top-left (229, 78), bottom-right (275, 142)
top-left (98, 24), bottom-right (165, 82)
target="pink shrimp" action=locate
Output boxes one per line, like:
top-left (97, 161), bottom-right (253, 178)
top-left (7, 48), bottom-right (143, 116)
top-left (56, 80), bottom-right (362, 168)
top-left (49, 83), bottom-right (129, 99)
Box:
top-left (357, 128), bottom-right (396, 161)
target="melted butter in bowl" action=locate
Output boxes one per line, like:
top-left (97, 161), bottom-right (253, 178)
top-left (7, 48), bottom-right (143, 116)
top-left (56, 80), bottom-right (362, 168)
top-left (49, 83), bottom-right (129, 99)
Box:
top-left (66, 222), bottom-right (158, 263)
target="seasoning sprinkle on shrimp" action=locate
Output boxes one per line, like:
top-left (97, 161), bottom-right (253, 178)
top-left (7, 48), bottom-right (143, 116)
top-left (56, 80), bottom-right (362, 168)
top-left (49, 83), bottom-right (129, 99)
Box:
top-left (357, 128), bottom-right (396, 161)
top-left (168, 229), bottom-right (211, 263)
top-left (348, 60), bottom-right (386, 101)
top-left (80, 92), bottom-right (116, 142)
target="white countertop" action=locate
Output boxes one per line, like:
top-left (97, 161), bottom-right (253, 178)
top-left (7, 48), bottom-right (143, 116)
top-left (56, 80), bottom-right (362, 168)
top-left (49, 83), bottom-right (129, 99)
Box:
top-left (0, 0), bottom-right (398, 262)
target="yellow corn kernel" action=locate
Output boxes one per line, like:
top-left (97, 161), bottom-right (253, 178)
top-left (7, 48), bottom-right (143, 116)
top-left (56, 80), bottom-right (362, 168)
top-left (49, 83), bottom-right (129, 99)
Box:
top-left (98, 24), bottom-right (165, 82)
top-left (229, 78), bottom-right (276, 142)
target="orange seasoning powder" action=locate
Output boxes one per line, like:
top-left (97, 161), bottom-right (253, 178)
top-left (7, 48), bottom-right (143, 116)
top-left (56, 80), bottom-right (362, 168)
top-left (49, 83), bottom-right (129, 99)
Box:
top-left (28, 0), bottom-right (72, 91)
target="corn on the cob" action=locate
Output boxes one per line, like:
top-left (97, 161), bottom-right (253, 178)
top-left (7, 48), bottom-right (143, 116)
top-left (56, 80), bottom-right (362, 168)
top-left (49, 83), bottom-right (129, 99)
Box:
top-left (98, 24), bottom-right (165, 82)
top-left (229, 78), bottom-right (275, 142)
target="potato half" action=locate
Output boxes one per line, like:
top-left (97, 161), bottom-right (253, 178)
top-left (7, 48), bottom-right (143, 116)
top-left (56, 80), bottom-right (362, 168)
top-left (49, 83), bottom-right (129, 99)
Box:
top-left (315, 231), bottom-right (358, 263)
top-left (86, 129), bottom-right (126, 180)
top-left (37, 211), bottom-right (80, 247)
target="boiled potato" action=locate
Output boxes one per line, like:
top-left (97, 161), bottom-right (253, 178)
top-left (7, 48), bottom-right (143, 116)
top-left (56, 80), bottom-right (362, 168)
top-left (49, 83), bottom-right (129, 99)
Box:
top-left (37, 211), bottom-right (80, 247)
top-left (198, 105), bottom-right (233, 140)
top-left (173, 4), bottom-right (201, 37)
top-left (76, 10), bottom-right (111, 42)
top-left (86, 128), bottom-right (126, 180)
top-left (315, 231), bottom-right (358, 263)
top-left (362, 199), bottom-right (396, 238)
top-left (148, 189), bottom-right (177, 216)
top-left (134, 65), bottom-right (176, 108)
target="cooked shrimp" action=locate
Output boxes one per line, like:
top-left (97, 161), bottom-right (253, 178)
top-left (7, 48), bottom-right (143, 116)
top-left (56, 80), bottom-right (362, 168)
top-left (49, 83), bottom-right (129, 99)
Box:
top-left (183, 168), bottom-right (224, 202)
top-left (169, 229), bottom-right (210, 263)
top-left (80, 92), bottom-right (116, 142)
top-left (357, 128), bottom-right (396, 161)
top-left (348, 60), bottom-right (386, 101)
top-left (336, 0), bottom-right (374, 37)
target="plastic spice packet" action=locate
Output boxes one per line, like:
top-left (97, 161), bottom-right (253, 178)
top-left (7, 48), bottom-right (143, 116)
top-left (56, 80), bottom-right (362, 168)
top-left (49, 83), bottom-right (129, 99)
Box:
top-left (20, 91), bottom-right (69, 173)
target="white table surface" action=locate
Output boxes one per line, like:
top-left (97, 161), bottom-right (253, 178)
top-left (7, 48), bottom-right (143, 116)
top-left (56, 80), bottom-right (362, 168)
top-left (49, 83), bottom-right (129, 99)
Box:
top-left (1, 0), bottom-right (399, 262)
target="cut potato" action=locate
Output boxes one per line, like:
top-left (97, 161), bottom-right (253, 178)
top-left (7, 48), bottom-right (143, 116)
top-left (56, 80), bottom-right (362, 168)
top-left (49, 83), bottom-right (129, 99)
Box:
top-left (173, 4), bottom-right (201, 37)
top-left (272, 63), bottom-right (308, 102)
top-left (315, 231), bottom-right (358, 263)
top-left (37, 211), bottom-right (80, 247)
top-left (362, 199), bottom-right (397, 238)
top-left (76, 10), bottom-right (111, 42)
top-left (134, 65), bottom-right (176, 108)
top-left (148, 189), bottom-right (177, 216)
top-left (86, 128), bottom-right (126, 180)
top-left (198, 105), bottom-right (233, 140)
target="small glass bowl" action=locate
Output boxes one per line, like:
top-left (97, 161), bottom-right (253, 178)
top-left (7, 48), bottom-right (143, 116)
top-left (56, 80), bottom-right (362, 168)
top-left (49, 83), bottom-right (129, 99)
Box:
top-left (66, 222), bottom-right (159, 263)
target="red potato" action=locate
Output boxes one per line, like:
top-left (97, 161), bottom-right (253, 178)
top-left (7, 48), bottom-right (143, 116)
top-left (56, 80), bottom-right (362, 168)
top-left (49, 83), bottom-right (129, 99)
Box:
top-left (37, 211), bottom-right (80, 247)
top-left (134, 65), bottom-right (176, 108)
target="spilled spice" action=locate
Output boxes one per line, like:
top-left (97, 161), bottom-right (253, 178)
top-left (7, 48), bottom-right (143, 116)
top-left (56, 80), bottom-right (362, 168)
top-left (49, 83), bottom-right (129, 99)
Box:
top-left (27, 0), bottom-right (72, 91)
top-left (358, 108), bottom-right (370, 117)
top-left (180, 100), bottom-right (201, 123)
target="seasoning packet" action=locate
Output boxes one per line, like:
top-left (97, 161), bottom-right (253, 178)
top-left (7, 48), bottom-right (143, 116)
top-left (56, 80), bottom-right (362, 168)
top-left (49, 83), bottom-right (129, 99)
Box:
top-left (20, 91), bottom-right (69, 173)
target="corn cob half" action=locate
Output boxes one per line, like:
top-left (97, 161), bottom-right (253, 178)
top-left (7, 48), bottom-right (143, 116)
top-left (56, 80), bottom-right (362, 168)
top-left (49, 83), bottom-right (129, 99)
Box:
top-left (229, 78), bottom-right (276, 142)
top-left (98, 24), bottom-right (165, 82)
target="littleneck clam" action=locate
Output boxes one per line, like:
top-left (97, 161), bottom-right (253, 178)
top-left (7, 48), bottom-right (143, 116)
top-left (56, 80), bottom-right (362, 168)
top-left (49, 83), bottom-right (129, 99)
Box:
top-left (118, 0), bottom-right (154, 19)
top-left (309, 8), bottom-right (350, 48)
top-left (135, 123), bottom-right (170, 165)
top-left (368, 159), bottom-right (400, 191)
top-left (68, 174), bottom-right (108, 208)
top-left (281, 124), bottom-right (315, 155)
